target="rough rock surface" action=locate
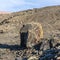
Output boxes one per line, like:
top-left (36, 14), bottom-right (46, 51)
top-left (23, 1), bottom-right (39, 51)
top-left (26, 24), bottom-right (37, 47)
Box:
top-left (20, 22), bottom-right (43, 47)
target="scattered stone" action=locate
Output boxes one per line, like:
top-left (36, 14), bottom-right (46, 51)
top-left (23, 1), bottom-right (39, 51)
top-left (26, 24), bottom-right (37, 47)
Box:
top-left (15, 57), bottom-right (22, 60)
top-left (22, 58), bottom-right (27, 60)
top-left (28, 56), bottom-right (38, 60)
top-left (57, 57), bottom-right (60, 60)
top-left (0, 30), bottom-right (4, 33)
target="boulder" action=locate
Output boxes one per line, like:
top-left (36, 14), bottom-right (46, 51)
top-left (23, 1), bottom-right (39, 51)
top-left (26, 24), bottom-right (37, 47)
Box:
top-left (20, 22), bottom-right (43, 47)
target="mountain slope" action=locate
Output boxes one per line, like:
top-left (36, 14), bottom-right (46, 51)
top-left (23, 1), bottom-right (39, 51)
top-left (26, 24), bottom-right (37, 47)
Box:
top-left (0, 6), bottom-right (60, 42)
top-left (0, 6), bottom-right (60, 60)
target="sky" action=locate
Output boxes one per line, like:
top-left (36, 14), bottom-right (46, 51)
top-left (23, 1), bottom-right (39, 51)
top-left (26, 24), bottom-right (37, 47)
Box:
top-left (0, 0), bottom-right (60, 12)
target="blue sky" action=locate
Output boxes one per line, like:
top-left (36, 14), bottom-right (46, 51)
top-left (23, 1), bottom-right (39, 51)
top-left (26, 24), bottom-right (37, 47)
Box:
top-left (0, 0), bottom-right (60, 12)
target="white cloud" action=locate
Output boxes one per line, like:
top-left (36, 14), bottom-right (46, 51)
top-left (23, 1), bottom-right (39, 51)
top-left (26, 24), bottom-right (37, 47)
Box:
top-left (9, 0), bottom-right (25, 5)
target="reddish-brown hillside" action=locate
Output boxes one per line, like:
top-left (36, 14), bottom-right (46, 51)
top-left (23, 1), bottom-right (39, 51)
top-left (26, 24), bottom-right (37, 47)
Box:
top-left (0, 11), bottom-right (11, 14)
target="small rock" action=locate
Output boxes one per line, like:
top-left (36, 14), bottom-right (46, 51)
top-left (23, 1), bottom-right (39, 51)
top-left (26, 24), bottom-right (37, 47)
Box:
top-left (0, 30), bottom-right (4, 33)
top-left (28, 56), bottom-right (38, 60)
top-left (15, 57), bottom-right (22, 60)
top-left (57, 57), bottom-right (60, 60)
top-left (22, 58), bottom-right (27, 60)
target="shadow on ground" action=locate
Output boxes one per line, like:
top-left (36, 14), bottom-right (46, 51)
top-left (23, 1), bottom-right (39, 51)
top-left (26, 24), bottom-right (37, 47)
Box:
top-left (0, 44), bottom-right (27, 50)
